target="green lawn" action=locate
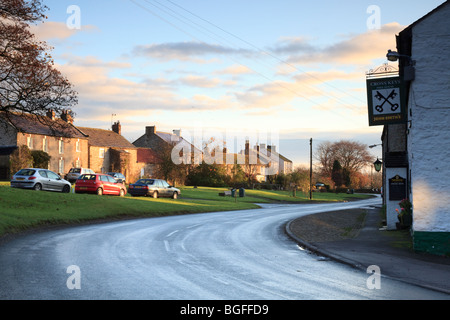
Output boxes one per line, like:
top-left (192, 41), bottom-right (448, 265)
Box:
top-left (180, 186), bottom-right (371, 203)
top-left (0, 182), bottom-right (373, 237)
top-left (0, 183), bottom-right (258, 236)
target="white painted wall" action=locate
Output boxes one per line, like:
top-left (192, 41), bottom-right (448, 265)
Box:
top-left (407, 4), bottom-right (450, 232)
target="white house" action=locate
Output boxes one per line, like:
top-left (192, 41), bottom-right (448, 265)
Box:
top-left (389, 1), bottom-right (450, 255)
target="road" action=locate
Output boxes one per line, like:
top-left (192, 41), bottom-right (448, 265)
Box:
top-left (0, 197), bottom-right (448, 300)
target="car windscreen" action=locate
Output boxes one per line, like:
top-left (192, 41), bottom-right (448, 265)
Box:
top-left (136, 179), bottom-right (154, 185)
top-left (79, 174), bottom-right (96, 180)
top-left (69, 168), bottom-right (81, 173)
top-left (16, 169), bottom-right (36, 176)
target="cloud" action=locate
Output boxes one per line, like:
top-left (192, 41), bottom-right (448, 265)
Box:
top-left (56, 55), bottom-right (240, 124)
top-left (177, 75), bottom-right (222, 88)
top-left (132, 41), bottom-right (252, 62)
top-left (271, 23), bottom-right (404, 66)
top-left (269, 36), bottom-right (317, 55)
top-left (234, 68), bottom-right (364, 111)
top-left (215, 64), bottom-right (254, 75)
top-left (30, 21), bottom-right (99, 41)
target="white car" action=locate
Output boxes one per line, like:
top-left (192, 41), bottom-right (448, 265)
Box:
top-left (11, 168), bottom-right (72, 193)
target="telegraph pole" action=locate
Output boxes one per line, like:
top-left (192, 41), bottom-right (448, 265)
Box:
top-left (310, 138), bottom-right (312, 200)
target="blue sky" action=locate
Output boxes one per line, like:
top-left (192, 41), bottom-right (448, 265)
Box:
top-left (33, 0), bottom-right (446, 166)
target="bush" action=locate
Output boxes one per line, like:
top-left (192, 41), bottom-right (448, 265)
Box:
top-left (186, 163), bottom-right (229, 187)
top-left (9, 145), bottom-right (32, 177)
top-left (31, 150), bottom-right (51, 168)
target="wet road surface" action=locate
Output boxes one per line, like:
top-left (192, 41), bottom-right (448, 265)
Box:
top-left (0, 197), bottom-right (448, 299)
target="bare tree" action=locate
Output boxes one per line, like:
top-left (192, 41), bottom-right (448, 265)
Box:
top-left (315, 140), bottom-right (373, 187)
top-left (0, 0), bottom-right (77, 130)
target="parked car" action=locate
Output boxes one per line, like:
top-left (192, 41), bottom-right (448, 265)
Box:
top-left (66, 167), bottom-right (95, 183)
top-left (128, 179), bottom-right (180, 199)
top-left (107, 172), bottom-right (126, 184)
top-left (11, 168), bottom-right (71, 193)
top-left (75, 173), bottom-right (127, 196)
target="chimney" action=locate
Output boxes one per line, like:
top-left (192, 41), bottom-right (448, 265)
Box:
top-left (173, 129), bottom-right (181, 137)
top-left (61, 110), bottom-right (73, 124)
top-left (146, 126), bottom-right (156, 136)
top-left (245, 140), bottom-right (249, 155)
top-left (112, 121), bottom-right (121, 135)
top-left (46, 109), bottom-right (55, 121)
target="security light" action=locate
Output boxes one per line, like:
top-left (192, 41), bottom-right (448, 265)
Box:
top-left (386, 49), bottom-right (415, 65)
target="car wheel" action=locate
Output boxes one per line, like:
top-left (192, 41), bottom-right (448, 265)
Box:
top-left (97, 188), bottom-right (103, 196)
top-left (152, 191), bottom-right (158, 199)
top-left (172, 192), bottom-right (178, 199)
top-left (119, 189), bottom-right (125, 197)
top-left (33, 183), bottom-right (42, 191)
top-left (62, 185), bottom-right (71, 193)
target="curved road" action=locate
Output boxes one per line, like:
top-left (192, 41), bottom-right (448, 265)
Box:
top-left (0, 197), bottom-right (447, 299)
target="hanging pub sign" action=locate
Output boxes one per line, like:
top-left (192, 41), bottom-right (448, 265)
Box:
top-left (366, 76), bottom-right (407, 126)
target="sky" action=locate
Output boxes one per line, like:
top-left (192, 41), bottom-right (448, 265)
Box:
top-left (31, 0), bottom-right (446, 166)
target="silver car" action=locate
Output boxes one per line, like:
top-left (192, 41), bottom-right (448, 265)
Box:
top-left (11, 168), bottom-right (72, 193)
top-left (66, 167), bottom-right (95, 183)
top-left (128, 179), bottom-right (180, 199)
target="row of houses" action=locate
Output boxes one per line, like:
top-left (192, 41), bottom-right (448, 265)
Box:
top-left (0, 111), bottom-right (292, 183)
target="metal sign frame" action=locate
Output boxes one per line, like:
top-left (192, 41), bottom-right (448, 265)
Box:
top-left (366, 76), bottom-right (407, 126)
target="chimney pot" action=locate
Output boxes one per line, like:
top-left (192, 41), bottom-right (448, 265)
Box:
top-left (112, 121), bottom-right (121, 135)
top-left (46, 109), bottom-right (55, 121)
top-left (146, 126), bottom-right (156, 136)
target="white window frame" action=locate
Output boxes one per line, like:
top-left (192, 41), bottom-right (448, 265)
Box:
top-left (42, 136), bottom-right (48, 153)
top-left (58, 158), bottom-right (64, 174)
top-left (76, 139), bottom-right (81, 152)
top-left (59, 139), bottom-right (64, 154)
top-left (99, 148), bottom-right (105, 158)
top-left (27, 136), bottom-right (33, 149)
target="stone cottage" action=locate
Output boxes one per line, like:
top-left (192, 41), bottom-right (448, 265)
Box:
top-left (77, 121), bottom-right (141, 182)
top-left (0, 111), bottom-right (89, 178)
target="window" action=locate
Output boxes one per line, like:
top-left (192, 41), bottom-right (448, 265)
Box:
top-left (161, 180), bottom-right (170, 188)
top-left (99, 148), bottom-right (105, 158)
top-left (47, 171), bottom-right (60, 180)
top-left (75, 158), bottom-right (80, 167)
top-left (58, 158), bottom-right (64, 174)
top-left (38, 170), bottom-right (48, 178)
top-left (42, 137), bottom-right (48, 152)
top-left (76, 140), bottom-right (81, 152)
top-left (59, 139), bottom-right (64, 154)
top-left (27, 136), bottom-right (33, 149)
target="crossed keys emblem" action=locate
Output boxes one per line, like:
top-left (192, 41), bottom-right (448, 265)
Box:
top-left (374, 90), bottom-right (399, 112)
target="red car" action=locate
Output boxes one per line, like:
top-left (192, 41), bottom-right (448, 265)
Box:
top-left (75, 173), bottom-right (127, 196)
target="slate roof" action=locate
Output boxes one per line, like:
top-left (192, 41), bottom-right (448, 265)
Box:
top-left (1, 112), bottom-right (87, 139)
top-left (77, 127), bottom-right (136, 149)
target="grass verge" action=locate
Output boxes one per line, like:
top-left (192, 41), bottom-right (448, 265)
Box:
top-left (0, 183), bottom-right (373, 238)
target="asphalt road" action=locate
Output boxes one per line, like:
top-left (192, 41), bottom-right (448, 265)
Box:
top-left (0, 196), bottom-right (448, 300)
